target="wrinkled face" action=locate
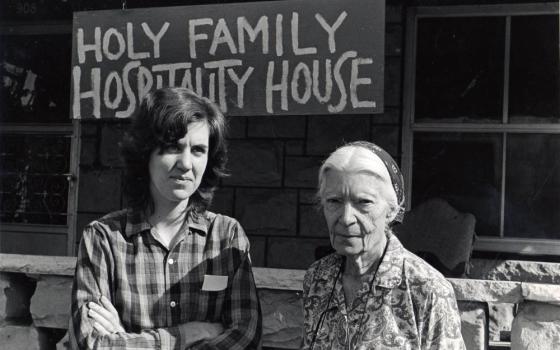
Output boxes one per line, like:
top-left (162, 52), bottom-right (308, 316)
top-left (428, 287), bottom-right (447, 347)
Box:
top-left (148, 121), bottom-right (209, 208)
top-left (321, 147), bottom-right (394, 257)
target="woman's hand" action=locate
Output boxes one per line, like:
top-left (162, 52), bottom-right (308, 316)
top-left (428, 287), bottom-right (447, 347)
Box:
top-left (87, 295), bottom-right (125, 335)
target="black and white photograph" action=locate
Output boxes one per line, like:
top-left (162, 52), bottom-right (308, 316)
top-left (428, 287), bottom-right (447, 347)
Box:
top-left (0, 0), bottom-right (559, 349)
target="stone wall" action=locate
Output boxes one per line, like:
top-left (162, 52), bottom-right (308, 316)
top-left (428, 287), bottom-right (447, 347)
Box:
top-left (2, 254), bottom-right (560, 350)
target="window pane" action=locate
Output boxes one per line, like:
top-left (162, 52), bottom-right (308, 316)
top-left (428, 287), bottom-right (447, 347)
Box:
top-left (509, 15), bottom-right (560, 123)
top-left (412, 133), bottom-right (502, 236)
top-left (0, 134), bottom-right (71, 225)
top-left (505, 134), bottom-right (560, 239)
top-left (415, 17), bottom-right (504, 122)
top-left (1, 34), bottom-right (72, 123)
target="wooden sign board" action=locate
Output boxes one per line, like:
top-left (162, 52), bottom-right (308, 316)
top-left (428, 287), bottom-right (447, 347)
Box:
top-left (70, 0), bottom-right (384, 118)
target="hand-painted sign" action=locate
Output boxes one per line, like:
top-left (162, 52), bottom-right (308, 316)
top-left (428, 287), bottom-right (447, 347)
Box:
top-left (70, 0), bottom-right (384, 118)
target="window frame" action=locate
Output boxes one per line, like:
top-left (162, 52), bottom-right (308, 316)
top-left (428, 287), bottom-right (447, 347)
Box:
top-left (402, 2), bottom-right (560, 256)
top-left (0, 21), bottom-right (80, 256)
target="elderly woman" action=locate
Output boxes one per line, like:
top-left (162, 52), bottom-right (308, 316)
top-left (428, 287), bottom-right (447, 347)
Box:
top-left (70, 87), bottom-right (261, 349)
top-left (303, 141), bottom-right (465, 350)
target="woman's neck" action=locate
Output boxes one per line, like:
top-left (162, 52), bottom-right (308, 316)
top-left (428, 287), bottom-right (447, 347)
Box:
top-left (344, 236), bottom-right (387, 278)
top-left (148, 199), bottom-right (190, 244)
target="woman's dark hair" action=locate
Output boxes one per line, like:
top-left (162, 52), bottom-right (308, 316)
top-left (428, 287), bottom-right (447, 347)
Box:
top-left (121, 87), bottom-right (228, 215)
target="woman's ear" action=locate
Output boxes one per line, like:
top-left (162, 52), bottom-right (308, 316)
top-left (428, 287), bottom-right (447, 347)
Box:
top-left (385, 203), bottom-right (398, 223)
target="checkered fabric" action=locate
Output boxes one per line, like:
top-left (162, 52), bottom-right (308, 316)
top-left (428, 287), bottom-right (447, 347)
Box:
top-left (70, 208), bottom-right (261, 349)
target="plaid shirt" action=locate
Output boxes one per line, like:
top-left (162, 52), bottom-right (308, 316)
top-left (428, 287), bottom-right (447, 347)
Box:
top-left (70, 208), bottom-right (262, 350)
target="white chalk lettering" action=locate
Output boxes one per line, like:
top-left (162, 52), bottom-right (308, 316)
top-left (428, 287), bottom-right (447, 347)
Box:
top-left (266, 60), bottom-right (289, 113)
top-left (315, 11), bottom-right (347, 54)
top-left (103, 71), bottom-right (123, 109)
top-left (227, 66), bottom-right (254, 108)
top-left (141, 22), bottom-right (170, 58)
top-left (209, 18), bottom-right (238, 56)
top-left (72, 66), bottom-right (101, 118)
top-left (77, 27), bottom-right (102, 64)
top-left (116, 60), bottom-right (141, 118)
top-left (195, 67), bottom-right (203, 96)
top-left (204, 59), bottom-right (242, 111)
top-left (180, 69), bottom-right (193, 90)
top-left (127, 23), bottom-right (150, 60)
top-left (291, 12), bottom-right (317, 56)
top-left (275, 14), bottom-right (283, 57)
top-left (291, 62), bottom-right (312, 104)
top-left (152, 62), bottom-right (192, 86)
top-left (350, 57), bottom-right (375, 108)
top-left (237, 16), bottom-right (269, 54)
top-left (312, 59), bottom-right (332, 103)
top-left (137, 65), bottom-right (153, 100)
top-left (328, 50), bottom-right (356, 113)
top-left (189, 18), bottom-right (213, 59)
top-left (102, 28), bottom-right (126, 61)
top-left (208, 72), bottom-right (216, 101)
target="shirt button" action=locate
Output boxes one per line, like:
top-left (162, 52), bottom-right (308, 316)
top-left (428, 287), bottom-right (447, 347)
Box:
top-left (168, 258), bottom-right (174, 265)
top-left (170, 301), bottom-right (177, 308)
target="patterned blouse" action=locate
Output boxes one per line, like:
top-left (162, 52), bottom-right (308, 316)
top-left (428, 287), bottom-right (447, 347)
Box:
top-left (302, 234), bottom-right (466, 350)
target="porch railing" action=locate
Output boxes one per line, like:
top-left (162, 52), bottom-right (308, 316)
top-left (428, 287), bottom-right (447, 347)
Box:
top-left (0, 253), bottom-right (558, 349)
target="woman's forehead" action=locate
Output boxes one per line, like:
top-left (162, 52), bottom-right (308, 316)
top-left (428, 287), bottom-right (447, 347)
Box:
top-left (324, 146), bottom-right (392, 184)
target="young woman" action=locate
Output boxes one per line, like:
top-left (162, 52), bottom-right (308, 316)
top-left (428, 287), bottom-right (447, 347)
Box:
top-left (70, 87), bottom-right (261, 349)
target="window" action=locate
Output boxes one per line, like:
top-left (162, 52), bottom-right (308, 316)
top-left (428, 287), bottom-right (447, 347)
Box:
top-left (0, 20), bottom-right (79, 256)
top-left (402, 3), bottom-right (560, 255)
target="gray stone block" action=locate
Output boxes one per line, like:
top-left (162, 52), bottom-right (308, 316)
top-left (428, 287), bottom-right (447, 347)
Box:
top-left (236, 189), bottom-right (297, 236)
top-left (299, 205), bottom-right (328, 238)
top-left (267, 238), bottom-right (329, 269)
top-left (299, 190), bottom-right (319, 205)
top-left (224, 140), bottom-right (283, 187)
top-left (100, 124), bottom-right (125, 168)
top-left (79, 138), bottom-right (97, 167)
top-left (489, 303), bottom-right (514, 342)
top-left (209, 187), bottom-right (234, 217)
top-left (248, 236), bottom-right (266, 268)
top-left (259, 289), bottom-right (303, 349)
top-left (285, 140), bottom-right (305, 156)
top-left (306, 116), bottom-right (369, 156)
top-left (78, 169), bottom-right (122, 212)
top-left (372, 107), bottom-right (401, 125)
top-left (384, 57), bottom-right (401, 107)
top-left (0, 273), bottom-right (34, 324)
top-left (247, 116), bottom-right (305, 138)
top-left (470, 259), bottom-right (560, 284)
top-left (458, 301), bottom-right (488, 350)
top-left (30, 276), bottom-right (72, 329)
top-left (227, 116), bottom-right (247, 138)
top-left (284, 156), bottom-right (322, 188)
top-left (0, 325), bottom-right (49, 350)
top-left (511, 302), bottom-right (560, 350)
top-left (371, 125), bottom-right (400, 157)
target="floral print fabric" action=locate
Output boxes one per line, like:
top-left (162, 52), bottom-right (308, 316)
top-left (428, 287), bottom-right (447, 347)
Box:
top-left (303, 234), bottom-right (466, 350)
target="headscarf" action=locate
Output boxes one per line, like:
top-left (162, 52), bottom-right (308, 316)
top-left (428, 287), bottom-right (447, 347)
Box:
top-left (344, 141), bottom-right (405, 223)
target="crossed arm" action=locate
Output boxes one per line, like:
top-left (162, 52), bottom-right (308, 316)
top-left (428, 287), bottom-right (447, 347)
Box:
top-left (70, 225), bottom-right (261, 350)
top-left (85, 296), bottom-right (223, 348)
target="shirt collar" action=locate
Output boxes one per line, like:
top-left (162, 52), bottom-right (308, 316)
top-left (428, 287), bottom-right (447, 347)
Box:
top-left (124, 208), bottom-right (210, 238)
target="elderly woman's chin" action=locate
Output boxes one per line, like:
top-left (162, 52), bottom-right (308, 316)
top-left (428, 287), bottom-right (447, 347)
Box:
top-left (331, 235), bottom-right (368, 256)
